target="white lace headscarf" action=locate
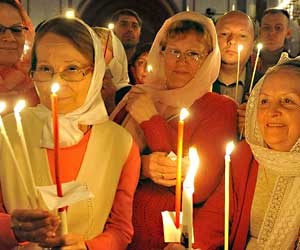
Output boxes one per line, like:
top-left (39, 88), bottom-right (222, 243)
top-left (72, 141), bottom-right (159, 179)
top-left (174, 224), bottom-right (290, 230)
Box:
top-left (140, 11), bottom-right (220, 108)
top-left (33, 17), bottom-right (108, 148)
top-left (245, 53), bottom-right (300, 250)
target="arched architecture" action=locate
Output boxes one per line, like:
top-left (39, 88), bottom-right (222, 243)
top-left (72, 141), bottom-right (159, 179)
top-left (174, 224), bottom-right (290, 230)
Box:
top-left (78, 0), bottom-right (180, 43)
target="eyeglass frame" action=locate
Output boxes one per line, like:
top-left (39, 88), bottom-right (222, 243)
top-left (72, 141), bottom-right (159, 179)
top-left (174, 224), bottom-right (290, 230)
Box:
top-left (0, 24), bottom-right (28, 35)
top-left (30, 65), bottom-right (94, 82)
top-left (162, 47), bottom-right (208, 64)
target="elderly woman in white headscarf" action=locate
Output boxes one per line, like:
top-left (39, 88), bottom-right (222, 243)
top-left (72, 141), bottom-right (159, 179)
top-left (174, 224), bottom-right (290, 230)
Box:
top-left (0, 16), bottom-right (140, 250)
top-left (194, 54), bottom-right (300, 250)
top-left (111, 11), bottom-right (237, 250)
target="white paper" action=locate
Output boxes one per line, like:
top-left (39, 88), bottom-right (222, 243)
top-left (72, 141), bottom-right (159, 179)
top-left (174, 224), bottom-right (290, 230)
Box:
top-left (37, 181), bottom-right (94, 210)
top-left (162, 210), bottom-right (182, 242)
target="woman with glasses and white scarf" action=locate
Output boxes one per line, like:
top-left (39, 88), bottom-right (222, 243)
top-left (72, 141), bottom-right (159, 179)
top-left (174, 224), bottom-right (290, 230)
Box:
top-left (0, 16), bottom-right (140, 250)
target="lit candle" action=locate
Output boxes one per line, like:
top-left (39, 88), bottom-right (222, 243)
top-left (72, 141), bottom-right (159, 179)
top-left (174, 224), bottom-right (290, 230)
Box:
top-left (14, 100), bottom-right (38, 204)
top-left (65, 8), bottom-right (75, 18)
top-left (249, 43), bottom-right (263, 93)
top-left (147, 64), bottom-right (153, 73)
top-left (0, 102), bottom-right (33, 206)
top-left (175, 108), bottom-right (189, 228)
top-left (107, 23), bottom-right (114, 30)
top-left (224, 141), bottom-right (235, 250)
top-left (181, 147), bottom-right (199, 249)
top-left (235, 44), bottom-right (243, 103)
top-left (51, 83), bottom-right (68, 235)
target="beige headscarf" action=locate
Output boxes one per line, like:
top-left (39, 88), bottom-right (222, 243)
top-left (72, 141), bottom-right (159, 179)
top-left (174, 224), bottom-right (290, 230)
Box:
top-left (142, 11), bottom-right (220, 108)
top-left (245, 53), bottom-right (300, 250)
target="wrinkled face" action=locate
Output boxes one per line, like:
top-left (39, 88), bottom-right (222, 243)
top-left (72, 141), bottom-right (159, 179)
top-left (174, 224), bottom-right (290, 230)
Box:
top-left (34, 33), bottom-right (93, 114)
top-left (216, 13), bottom-right (254, 67)
top-left (0, 3), bottom-right (25, 67)
top-left (113, 15), bottom-right (141, 49)
top-left (260, 13), bottom-right (290, 52)
top-left (163, 31), bottom-right (209, 89)
top-left (257, 68), bottom-right (300, 152)
top-left (132, 52), bottom-right (148, 84)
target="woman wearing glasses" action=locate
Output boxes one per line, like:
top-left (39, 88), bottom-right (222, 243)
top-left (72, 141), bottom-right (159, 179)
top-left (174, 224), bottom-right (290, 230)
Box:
top-left (0, 16), bottom-right (140, 249)
top-left (0, 0), bottom-right (38, 114)
top-left (111, 11), bottom-right (237, 250)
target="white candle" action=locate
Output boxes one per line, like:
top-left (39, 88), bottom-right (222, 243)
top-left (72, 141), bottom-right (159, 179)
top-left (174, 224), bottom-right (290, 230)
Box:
top-left (249, 43), bottom-right (263, 93)
top-left (14, 100), bottom-right (38, 205)
top-left (235, 44), bottom-right (243, 103)
top-left (181, 147), bottom-right (199, 250)
top-left (224, 141), bottom-right (234, 250)
top-left (0, 102), bottom-right (33, 207)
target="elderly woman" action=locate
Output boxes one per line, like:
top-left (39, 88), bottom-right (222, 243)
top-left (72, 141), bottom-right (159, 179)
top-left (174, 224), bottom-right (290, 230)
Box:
top-left (194, 54), bottom-right (300, 250)
top-left (0, 0), bottom-right (38, 114)
top-left (0, 16), bottom-right (140, 250)
top-left (110, 11), bottom-right (237, 250)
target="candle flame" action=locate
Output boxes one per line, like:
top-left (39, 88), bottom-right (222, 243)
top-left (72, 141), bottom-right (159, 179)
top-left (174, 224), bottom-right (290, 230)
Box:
top-left (238, 44), bottom-right (243, 53)
top-left (226, 141), bottom-right (235, 156)
top-left (14, 100), bottom-right (26, 113)
top-left (0, 102), bottom-right (6, 114)
top-left (51, 83), bottom-right (60, 94)
top-left (257, 43), bottom-right (263, 51)
top-left (108, 23), bottom-right (114, 30)
top-left (65, 9), bottom-right (75, 18)
top-left (147, 64), bottom-right (153, 73)
top-left (184, 147), bottom-right (200, 187)
top-left (180, 108), bottom-right (189, 121)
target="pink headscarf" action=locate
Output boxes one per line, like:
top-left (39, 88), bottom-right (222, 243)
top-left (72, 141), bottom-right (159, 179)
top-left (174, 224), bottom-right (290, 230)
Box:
top-left (142, 11), bottom-right (220, 108)
top-left (0, 0), bottom-right (38, 114)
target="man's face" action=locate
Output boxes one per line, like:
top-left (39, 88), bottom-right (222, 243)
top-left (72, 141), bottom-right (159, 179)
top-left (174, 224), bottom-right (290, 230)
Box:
top-left (259, 13), bottom-right (291, 52)
top-left (113, 15), bottom-right (141, 49)
top-left (216, 12), bottom-right (254, 68)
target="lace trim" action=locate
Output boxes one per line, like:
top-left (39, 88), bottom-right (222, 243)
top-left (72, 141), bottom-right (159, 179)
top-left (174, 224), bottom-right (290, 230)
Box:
top-left (258, 176), bottom-right (291, 246)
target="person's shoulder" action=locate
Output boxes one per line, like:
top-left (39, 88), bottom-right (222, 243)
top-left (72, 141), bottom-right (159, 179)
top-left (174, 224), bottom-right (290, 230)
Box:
top-left (198, 92), bottom-right (237, 108)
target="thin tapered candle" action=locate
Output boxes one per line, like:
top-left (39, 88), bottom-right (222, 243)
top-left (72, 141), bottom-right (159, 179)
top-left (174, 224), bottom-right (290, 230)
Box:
top-left (103, 30), bottom-right (111, 58)
top-left (235, 44), bottom-right (243, 102)
top-left (249, 43), bottom-right (263, 93)
top-left (0, 102), bottom-right (34, 207)
top-left (181, 147), bottom-right (199, 249)
top-left (51, 83), bottom-right (63, 199)
top-left (175, 108), bottom-right (189, 228)
top-left (14, 100), bottom-right (38, 205)
top-left (224, 141), bottom-right (234, 250)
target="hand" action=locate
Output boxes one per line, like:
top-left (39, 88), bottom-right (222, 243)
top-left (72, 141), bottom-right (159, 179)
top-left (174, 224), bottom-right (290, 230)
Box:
top-left (101, 73), bottom-right (117, 114)
top-left (39, 233), bottom-right (87, 249)
top-left (126, 86), bottom-right (158, 124)
top-left (11, 209), bottom-right (60, 243)
top-left (141, 152), bottom-right (188, 187)
top-left (237, 102), bottom-right (247, 136)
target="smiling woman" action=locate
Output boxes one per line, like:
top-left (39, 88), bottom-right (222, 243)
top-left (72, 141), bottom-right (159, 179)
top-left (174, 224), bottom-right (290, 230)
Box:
top-left (0, 0), bottom-right (38, 114)
top-left (194, 54), bottom-right (300, 250)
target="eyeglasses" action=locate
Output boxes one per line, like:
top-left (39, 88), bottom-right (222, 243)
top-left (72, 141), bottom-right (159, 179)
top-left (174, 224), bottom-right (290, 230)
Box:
top-left (163, 48), bottom-right (208, 64)
top-left (30, 65), bottom-right (93, 82)
top-left (0, 25), bottom-right (28, 35)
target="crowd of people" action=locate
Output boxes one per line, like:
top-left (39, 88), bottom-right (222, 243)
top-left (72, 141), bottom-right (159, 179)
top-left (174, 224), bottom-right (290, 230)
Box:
top-left (0, 0), bottom-right (299, 249)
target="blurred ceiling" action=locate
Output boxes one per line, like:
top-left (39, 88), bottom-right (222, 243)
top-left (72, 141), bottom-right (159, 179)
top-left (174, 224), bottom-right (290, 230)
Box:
top-left (78, 0), bottom-right (180, 43)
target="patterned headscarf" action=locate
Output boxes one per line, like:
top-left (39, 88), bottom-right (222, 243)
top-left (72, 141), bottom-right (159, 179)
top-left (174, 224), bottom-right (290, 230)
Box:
top-left (245, 53), bottom-right (300, 249)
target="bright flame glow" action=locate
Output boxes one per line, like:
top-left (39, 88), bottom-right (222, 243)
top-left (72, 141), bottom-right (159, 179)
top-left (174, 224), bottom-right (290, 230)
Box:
top-left (238, 44), bottom-right (244, 53)
top-left (179, 108), bottom-right (189, 121)
top-left (184, 147), bottom-right (200, 187)
top-left (147, 64), bottom-right (153, 73)
top-left (14, 100), bottom-right (26, 113)
top-left (257, 43), bottom-right (263, 51)
top-left (51, 83), bottom-right (60, 94)
top-left (0, 102), bottom-right (6, 114)
top-left (232, 4), bottom-right (235, 10)
top-left (276, 0), bottom-right (291, 9)
top-left (108, 23), bottom-right (114, 30)
top-left (65, 9), bottom-right (75, 18)
top-left (226, 141), bottom-right (235, 156)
